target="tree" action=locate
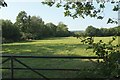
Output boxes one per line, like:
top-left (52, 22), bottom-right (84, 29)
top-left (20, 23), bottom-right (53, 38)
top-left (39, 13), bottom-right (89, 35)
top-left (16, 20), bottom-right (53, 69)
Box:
top-left (12, 11), bottom-right (71, 40)
top-left (116, 26), bottom-right (120, 36)
top-left (29, 16), bottom-right (45, 39)
top-left (108, 28), bottom-right (117, 36)
top-left (15, 11), bottom-right (28, 32)
top-left (15, 11), bottom-right (39, 40)
top-left (85, 26), bottom-right (120, 37)
top-left (85, 25), bottom-right (97, 37)
top-left (1, 19), bottom-right (21, 42)
top-left (45, 22), bottom-right (57, 37)
top-left (56, 22), bottom-right (70, 37)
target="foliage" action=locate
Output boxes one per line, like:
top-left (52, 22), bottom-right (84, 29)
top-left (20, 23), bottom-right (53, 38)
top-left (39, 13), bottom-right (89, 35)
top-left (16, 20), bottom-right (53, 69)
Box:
top-left (85, 25), bottom-right (98, 37)
top-left (1, 19), bottom-right (21, 43)
top-left (27, 16), bottom-right (45, 39)
top-left (15, 11), bottom-right (32, 40)
top-left (85, 25), bottom-right (120, 37)
top-left (82, 36), bottom-right (120, 78)
top-left (73, 31), bottom-right (87, 44)
top-left (1, 11), bottom-right (72, 43)
top-left (45, 22), bottom-right (57, 37)
top-left (42, 0), bottom-right (119, 24)
top-left (56, 22), bottom-right (70, 37)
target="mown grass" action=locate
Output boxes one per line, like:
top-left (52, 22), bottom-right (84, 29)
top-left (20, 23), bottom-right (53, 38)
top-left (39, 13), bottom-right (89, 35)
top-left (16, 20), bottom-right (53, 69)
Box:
top-left (2, 37), bottom-right (119, 78)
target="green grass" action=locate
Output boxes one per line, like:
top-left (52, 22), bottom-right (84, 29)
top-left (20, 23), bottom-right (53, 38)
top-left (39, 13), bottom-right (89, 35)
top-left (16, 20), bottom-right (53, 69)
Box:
top-left (2, 37), bottom-right (119, 78)
top-left (2, 37), bottom-right (94, 56)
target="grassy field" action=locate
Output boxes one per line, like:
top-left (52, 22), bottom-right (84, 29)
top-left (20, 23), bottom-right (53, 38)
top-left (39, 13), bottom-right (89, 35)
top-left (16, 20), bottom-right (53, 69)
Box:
top-left (2, 37), bottom-right (119, 78)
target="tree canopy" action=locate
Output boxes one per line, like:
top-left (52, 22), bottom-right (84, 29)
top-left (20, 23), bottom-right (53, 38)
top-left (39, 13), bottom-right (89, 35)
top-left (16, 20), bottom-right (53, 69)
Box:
top-left (85, 25), bottom-right (120, 36)
top-left (1, 11), bottom-right (72, 42)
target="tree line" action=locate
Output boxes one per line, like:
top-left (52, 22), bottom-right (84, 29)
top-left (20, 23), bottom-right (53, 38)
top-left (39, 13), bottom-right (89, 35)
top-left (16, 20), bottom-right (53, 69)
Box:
top-left (2, 11), bottom-right (119, 43)
top-left (74, 25), bottom-right (120, 37)
top-left (1, 11), bottom-right (71, 43)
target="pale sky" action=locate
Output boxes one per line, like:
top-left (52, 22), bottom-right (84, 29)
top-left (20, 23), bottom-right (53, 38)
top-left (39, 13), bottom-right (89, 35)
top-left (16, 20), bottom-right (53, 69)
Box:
top-left (0, 0), bottom-right (118, 31)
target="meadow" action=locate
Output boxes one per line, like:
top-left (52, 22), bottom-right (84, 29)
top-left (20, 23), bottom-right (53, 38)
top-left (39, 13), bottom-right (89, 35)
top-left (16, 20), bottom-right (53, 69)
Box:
top-left (2, 37), bottom-right (119, 78)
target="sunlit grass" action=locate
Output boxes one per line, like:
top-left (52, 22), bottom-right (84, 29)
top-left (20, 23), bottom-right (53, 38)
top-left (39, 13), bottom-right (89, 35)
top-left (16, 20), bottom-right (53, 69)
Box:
top-left (2, 37), bottom-right (93, 56)
top-left (2, 37), bottom-right (118, 56)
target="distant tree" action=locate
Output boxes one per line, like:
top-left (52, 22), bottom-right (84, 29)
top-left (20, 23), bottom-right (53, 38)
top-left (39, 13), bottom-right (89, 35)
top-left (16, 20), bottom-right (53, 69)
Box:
top-left (85, 26), bottom-right (119, 37)
top-left (56, 22), bottom-right (70, 37)
top-left (15, 11), bottom-right (28, 32)
top-left (73, 31), bottom-right (86, 38)
top-left (73, 31), bottom-right (87, 44)
top-left (95, 28), bottom-right (102, 36)
top-left (1, 19), bottom-right (21, 42)
top-left (99, 28), bottom-right (107, 36)
top-left (108, 28), bottom-right (117, 36)
top-left (29, 16), bottom-right (45, 39)
top-left (116, 26), bottom-right (120, 36)
top-left (14, 11), bottom-right (46, 40)
top-left (85, 25), bottom-right (97, 37)
top-left (45, 22), bottom-right (57, 37)
top-left (14, 11), bottom-right (30, 40)
top-left (14, 11), bottom-right (71, 40)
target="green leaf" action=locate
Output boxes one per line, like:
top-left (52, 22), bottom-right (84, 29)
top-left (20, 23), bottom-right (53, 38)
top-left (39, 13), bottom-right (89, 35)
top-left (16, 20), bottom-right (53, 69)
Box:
top-left (111, 1), bottom-right (115, 4)
top-left (113, 5), bottom-right (119, 11)
top-left (97, 16), bottom-right (103, 19)
top-left (64, 10), bottom-right (71, 16)
top-left (72, 4), bottom-right (76, 8)
top-left (100, 4), bottom-right (105, 8)
top-left (107, 18), bottom-right (112, 24)
top-left (56, 3), bottom-right (62, 8)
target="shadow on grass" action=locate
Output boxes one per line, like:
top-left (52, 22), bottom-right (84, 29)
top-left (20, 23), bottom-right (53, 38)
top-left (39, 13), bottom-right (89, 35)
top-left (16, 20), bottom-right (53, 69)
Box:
top-left (2, 40), bottom-right (35, 44)
top-left (3, 37), bottom-right (72, 44)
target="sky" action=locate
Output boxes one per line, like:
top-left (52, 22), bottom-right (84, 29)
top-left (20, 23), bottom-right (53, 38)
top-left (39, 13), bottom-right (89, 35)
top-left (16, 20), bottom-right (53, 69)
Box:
top-left (0, 0), bottom-right (118, 31)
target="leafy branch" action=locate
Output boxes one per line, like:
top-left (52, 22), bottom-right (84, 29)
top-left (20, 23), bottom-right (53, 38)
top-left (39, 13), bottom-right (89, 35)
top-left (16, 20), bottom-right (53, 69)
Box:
top-left (42, 0), bottom-right (119, 24)
top-left (82, 36), bottom-right (120, 77)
